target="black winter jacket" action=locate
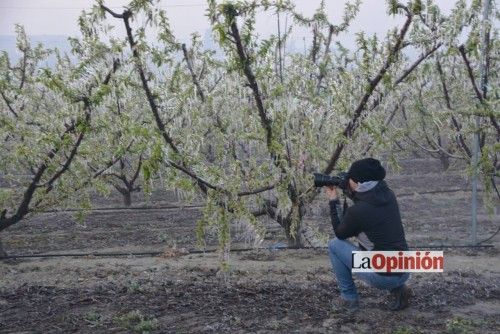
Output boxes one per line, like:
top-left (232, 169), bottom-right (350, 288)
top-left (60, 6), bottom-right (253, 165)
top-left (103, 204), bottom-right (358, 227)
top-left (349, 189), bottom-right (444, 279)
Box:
top-left (329, 180), bottom-right (408, 251)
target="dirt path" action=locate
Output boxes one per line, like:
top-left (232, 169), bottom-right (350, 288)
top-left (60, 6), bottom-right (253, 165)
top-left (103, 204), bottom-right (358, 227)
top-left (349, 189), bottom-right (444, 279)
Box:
top-left (1, 248), bottom-right (498, 333)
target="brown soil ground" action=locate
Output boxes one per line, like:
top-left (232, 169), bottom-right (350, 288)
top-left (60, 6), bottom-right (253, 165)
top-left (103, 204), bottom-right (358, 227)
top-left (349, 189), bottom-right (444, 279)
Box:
top-left (1, 158), bottom-right (499, 333)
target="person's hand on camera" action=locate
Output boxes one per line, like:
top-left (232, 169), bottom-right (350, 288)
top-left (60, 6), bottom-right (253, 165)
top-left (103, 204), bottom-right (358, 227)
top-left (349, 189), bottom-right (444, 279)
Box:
top-left (325, 186), bottom-right (338, 201)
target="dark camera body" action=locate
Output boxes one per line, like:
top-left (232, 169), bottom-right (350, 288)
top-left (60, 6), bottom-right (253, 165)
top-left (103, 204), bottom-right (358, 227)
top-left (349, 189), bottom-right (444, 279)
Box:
top-left (313, 172), bottom-right (349, 190)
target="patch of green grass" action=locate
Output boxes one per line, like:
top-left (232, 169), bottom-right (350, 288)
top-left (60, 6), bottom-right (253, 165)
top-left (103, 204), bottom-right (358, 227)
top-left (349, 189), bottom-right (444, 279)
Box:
top-left (115, 310), bottom-right (158, 333)
top-left (83, 310), bottom-right (103, 327)
top-left (127, 280), bottom-right (144, 294)
top-left (157, 233), bottom-right (168, 242)
top-left (392, 326), bottom-right (423, 334)
top-left (446, 317), bottom-right (476, 334)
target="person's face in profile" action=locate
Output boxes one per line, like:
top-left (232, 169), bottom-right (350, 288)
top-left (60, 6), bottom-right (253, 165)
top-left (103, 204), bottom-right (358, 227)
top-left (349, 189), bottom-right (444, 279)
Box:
top-left (348, 178), bottom-right (358, 192)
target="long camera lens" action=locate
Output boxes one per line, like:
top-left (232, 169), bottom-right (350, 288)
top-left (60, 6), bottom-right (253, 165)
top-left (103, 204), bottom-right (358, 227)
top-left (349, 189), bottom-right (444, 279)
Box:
top-left (313, 172), bottom-right (348, 189)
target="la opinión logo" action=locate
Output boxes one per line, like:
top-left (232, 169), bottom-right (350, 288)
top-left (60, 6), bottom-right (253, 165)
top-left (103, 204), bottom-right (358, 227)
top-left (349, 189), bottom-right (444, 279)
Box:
top-left (352, 251), bottom-right (444, 273)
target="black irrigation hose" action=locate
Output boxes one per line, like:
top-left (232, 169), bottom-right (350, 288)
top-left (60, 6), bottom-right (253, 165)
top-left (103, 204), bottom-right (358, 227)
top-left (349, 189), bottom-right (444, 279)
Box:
top-left (0, 244), bottom-right (494, 260)
top-left (478, 227), bottom-right (500, 244)
top-left (396, 188), bottom-right (473, 197)
top-left (41, 204), bottom-right (204, 213)
top-left (37, 188), bottom-right (479, 214)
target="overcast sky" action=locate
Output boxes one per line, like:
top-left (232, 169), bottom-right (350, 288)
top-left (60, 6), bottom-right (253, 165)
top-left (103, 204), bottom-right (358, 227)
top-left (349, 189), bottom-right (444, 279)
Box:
top-left (0, 0), bottom-right (460, 47)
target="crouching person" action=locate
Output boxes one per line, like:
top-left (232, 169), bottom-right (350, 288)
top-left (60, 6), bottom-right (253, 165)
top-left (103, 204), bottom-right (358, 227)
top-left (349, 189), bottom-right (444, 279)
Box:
top-left (325, 158), bottom-right (412, 312)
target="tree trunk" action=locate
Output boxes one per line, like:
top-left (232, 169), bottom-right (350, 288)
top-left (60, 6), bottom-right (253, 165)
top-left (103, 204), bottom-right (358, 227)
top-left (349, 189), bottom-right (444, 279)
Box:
top-left (123, 190), bottom-right (132, 207)
top-left (286, 233), bottom-right (303, 248)
top-left (411, 150), bottom-right (422, 158)
top-left (284, 219), bottom-right (304, 248)
top-left (439, 153), bottom-right (450, 171)
top-left (0, 238), bottom-right (7, 258)
top-left (115, 185), bottom-right (133, 207)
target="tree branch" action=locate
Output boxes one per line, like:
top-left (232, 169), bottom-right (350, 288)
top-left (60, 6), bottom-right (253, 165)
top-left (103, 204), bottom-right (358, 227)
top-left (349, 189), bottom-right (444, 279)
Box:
top-left (182, 43), bottom-right (206, 102)
top-left (436, 59), bottom-right (472, 158)
top-left (101, 5), bottom-right (125, 18)
top-left (394, 42), bottom-right (442, 85)
top-left (458, 45), bottom-right (500, 138)
top-left (323, 13), bottom-right (413, 174)
top-left (0, 90), bottom-right (18, 118)
top-left (229, 17), bottom-right (275, 158)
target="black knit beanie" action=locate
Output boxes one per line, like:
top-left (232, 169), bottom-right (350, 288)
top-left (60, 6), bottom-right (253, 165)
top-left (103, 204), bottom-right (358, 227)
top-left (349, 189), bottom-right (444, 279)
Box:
top-left (347, 158), bottom-right (386, 182)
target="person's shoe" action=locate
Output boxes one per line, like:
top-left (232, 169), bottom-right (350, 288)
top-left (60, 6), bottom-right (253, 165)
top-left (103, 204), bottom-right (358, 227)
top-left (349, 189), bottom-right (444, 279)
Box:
top-left (388, 284), bottom-right (413, 311)
top-left (330, 298), bottom-right (360, 313)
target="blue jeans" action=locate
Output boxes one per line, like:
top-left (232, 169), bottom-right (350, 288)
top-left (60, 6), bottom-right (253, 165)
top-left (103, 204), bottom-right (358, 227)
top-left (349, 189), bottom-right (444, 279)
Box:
top-left (328, 238), bottom-right (410, 301)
